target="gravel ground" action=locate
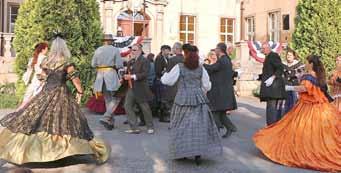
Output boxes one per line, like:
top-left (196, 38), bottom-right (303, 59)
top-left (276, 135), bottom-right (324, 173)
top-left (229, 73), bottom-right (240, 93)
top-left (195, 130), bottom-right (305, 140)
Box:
top-left (0, 97), bottom-right (319, 173)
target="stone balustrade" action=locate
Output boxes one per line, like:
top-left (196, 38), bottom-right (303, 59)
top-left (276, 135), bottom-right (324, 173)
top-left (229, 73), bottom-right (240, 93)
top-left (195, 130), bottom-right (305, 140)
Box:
top-left (0, 32), bottom-right (18, 85)
top-left (0, 32), bottom-right (15, 58)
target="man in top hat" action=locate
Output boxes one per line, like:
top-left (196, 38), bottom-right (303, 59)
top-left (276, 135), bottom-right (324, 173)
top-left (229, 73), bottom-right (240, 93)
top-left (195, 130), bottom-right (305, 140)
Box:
top-left (92, 33), bottom-right (123, 130)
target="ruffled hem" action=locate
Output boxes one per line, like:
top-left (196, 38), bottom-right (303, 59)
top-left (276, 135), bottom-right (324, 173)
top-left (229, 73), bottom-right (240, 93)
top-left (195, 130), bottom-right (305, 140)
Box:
top-left (0, 128), bottom-right (110, 165)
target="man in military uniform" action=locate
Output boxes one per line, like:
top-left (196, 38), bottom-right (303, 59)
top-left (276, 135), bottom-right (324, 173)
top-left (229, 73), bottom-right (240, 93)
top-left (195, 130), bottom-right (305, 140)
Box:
top-left (92, 34), bottom-right (123, 130)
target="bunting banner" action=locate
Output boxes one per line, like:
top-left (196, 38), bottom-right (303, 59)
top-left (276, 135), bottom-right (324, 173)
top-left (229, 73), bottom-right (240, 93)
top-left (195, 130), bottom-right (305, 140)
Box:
top-left (112, 36), bottom-right (144, 57)
top-left (247, 41), bottom-right (283, 63)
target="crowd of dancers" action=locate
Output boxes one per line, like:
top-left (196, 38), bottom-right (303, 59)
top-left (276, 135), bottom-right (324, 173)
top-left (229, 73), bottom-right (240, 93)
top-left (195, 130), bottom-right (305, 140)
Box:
top-left (0, 33), bottom-right (340, 172)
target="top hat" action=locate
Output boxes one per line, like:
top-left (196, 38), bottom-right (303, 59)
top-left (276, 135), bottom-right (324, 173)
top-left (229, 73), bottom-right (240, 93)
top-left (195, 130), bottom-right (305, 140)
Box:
top-left (103, 34), bottom-right (114, 41)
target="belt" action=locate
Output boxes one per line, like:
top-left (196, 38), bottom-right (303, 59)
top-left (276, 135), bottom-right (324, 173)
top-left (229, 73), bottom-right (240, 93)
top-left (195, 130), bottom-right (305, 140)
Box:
top-left (96, 66), bottom-right (114, 72)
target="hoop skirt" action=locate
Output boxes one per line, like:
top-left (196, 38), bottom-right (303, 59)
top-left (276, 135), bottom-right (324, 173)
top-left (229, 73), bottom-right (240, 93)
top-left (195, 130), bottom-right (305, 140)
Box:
top-left (253, 75), bottom-right (341, 172)
top-left (0, 64), bottom-right (110, 165)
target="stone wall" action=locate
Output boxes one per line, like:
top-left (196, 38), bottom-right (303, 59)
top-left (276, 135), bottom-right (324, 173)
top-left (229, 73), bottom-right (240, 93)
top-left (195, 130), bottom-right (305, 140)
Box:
top-left (0, 56), bottom-right (18, 84)
top-left (234, 41), bottom-right (262, 96)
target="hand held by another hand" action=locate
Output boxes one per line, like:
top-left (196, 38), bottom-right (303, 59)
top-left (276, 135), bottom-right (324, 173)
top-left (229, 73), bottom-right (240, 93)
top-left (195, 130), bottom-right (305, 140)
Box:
top-left (264, 76), bottom-right (275, 87)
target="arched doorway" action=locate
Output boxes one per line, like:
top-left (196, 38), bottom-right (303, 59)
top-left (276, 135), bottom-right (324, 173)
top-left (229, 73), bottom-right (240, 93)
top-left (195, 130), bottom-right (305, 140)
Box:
top-left (117, 10), bottom-right (150, 37)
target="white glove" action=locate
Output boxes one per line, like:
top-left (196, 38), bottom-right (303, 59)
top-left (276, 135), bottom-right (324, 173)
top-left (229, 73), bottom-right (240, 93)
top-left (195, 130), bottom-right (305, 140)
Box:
top-left (285, 85), bottom-right (295, 91)
top-left (264, 76), bottom-right (275, 87)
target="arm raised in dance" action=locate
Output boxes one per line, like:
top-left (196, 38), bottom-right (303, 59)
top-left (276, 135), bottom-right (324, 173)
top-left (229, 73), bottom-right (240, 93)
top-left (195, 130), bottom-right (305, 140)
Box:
top-left (161, 64), bottom-right (180, 86)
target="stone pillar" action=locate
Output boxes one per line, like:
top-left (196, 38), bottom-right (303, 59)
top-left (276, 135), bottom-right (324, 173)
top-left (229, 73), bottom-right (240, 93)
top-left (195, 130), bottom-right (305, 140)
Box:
top-left (104, 1), bottom-right (114, 34)
top-left (142, 38), bottom-right (152, 55)
top-left (235, 41), bottom-right (262, 96)
top-left (155, 5), bottom-right (165, 50)
top-left (0, 32), bottom-right (3, 56)
top-left (3, 33), bottom-right (13, 58)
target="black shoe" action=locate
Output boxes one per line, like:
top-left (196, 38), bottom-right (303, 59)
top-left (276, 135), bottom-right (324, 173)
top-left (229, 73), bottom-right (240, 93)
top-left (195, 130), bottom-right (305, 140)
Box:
top-left (138, 121), bottom-right (146, 126)
top-left (194, 155), bottom-right (201, 166)
top-left (99, 119), bottom-right (114, 130)
top-left (222, 130), bottom-right (232, 138)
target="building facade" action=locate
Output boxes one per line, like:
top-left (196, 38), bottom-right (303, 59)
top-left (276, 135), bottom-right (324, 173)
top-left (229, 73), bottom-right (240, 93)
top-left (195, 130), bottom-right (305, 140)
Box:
top-left (1, 0), bottom-right (22, 57)
top-left (240, 0), bottom-right (298, 43)
top-left (98, 0), bottom-right (241, 55)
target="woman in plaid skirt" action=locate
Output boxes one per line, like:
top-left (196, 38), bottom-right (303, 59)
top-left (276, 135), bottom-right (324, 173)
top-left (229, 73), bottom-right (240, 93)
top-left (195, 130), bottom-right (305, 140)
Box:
top-left (161, 44), bottom-right (222, 165)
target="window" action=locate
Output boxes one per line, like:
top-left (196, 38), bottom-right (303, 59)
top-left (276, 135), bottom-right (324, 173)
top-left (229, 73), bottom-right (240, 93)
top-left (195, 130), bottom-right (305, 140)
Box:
top-left (246, 17), bottom-right (255, 41)
top-left (9, 5), bottom-right (19, 33)
top-left (220, 18), bottom-right (234, 44)
top-left (179, 15), bottom-right (196, 44)
top-left (282, 14), bottom-right (290, 30)
top-left (268, 12), bottom-right (280, 42)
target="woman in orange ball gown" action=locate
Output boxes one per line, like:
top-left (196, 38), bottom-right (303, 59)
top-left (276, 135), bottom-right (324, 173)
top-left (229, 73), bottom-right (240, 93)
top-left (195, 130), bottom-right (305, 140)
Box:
top-left (253, 55), bottom-right (341, 172)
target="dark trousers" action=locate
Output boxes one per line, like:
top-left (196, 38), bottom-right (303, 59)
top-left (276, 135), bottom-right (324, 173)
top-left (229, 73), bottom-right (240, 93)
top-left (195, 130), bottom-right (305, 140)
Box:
top-left (266, 100), bottom-right (283, 125)
top-left (212, 111), bottom-right (236, 132)
top-left (102, 83), bottom-right (120, 121)
top-left (160, 100), bottom-right (172, 120)
top-left (124, 89), bottom-right (154, 130)
top-left (284, 91), bottom-right (298, 114)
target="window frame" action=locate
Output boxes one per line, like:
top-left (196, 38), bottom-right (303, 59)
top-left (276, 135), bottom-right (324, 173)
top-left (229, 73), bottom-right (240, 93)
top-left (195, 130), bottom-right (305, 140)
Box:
top-left (179, 14), bottom-right (196, 44)
top-left (220, 17), bottom-right (235, 44)
top-left (8, 4), bottom-right (19, 33)
top-left (245, 16), bottom-right (255, 41)
top-left (268, 11), bottom-right (280, 42)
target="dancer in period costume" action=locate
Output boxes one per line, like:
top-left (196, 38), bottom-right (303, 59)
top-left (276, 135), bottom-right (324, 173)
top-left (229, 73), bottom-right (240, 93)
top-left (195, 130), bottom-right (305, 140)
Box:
top-left (259, 42), bottom-right (286, 125)
top-left (162, 45), bottom-right (222, 165)
top-left (20, 42), bottom-right (49, 106)
top-left (161, 42), bottom-right (184, 124)
top-left (282, 48), bottom-right (304, 114)
top-left (253, 55), bottom-right (341, 172)
top-left (328, 55), bottom-right (341, 113)
top-left (0, 37), bottom-right (110, 165)
top-left (204, 43), bottom-right (237, 138)
top-left (92, 34), bottom-right (123, 130)
top-left (123, 44), bottom-right (154, 134)
top-left (154, 45), bottom-right (171, 122)
top-left (137, 53), bottom-right (156, 126)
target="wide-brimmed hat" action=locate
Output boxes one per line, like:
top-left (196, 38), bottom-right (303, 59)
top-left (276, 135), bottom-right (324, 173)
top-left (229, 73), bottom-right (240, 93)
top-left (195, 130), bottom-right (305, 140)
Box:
top-left (103, 34), bottom-right (114, 41)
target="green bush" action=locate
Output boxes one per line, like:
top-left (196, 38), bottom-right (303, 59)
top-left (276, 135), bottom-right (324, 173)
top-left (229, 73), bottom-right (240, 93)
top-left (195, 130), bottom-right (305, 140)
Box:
top-left (13, 0), bottom-right (103, 104)
top-left (0, 83), bottom-right (20, 108)
top-left (290, 0), bottom-right (341, 73)
top-left (252, 85), bottom-right (260, 98)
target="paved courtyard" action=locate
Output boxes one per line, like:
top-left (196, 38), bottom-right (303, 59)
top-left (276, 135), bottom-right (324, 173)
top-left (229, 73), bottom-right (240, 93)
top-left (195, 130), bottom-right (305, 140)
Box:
top-left (0, 97), bottom-right (318, 173)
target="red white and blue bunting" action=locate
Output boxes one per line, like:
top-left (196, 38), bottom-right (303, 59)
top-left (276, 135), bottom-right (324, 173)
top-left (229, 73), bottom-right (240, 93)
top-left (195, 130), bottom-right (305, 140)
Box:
top-left (112, 36), bottom-right (144, 57)
top-left (247, 41), bottom-right (283, 63)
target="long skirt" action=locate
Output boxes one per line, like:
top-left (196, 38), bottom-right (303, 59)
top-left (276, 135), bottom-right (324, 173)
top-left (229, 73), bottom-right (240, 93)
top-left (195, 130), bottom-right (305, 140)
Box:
top-left (169, 103), bottom-right (222, 159)
top-left (0, 85), bottom-right (110, 165)
top-left (253, 100), bottom-right (341, 172)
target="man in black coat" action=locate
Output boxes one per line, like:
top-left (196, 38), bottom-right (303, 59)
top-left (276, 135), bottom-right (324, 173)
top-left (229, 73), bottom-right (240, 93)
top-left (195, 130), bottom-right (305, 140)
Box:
top-left (204, 43), bottom-right (237, 138)
top-left (154, 45), bottom-right (171, 122)
top-left (123, 44), bottom-right (154, 134)
top-left (159, 42), bottom-right (185, 123)
top-left (259, 42), bottom-right (286, 125)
